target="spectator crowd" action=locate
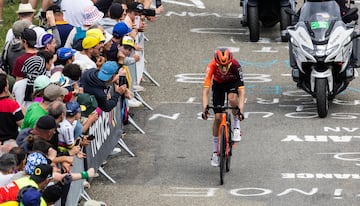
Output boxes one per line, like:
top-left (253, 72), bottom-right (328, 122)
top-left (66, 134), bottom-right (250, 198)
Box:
top-left (0, 0), bottom-right (164, 205)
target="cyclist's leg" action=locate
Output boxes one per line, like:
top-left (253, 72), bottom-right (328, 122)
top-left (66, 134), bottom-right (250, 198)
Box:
top-left (227, 81), bottom-right (242, 141)
top-left (212, 82), bottom-right (226, 153)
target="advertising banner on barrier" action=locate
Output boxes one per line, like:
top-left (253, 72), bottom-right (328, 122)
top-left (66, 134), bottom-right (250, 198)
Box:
top-left (84, 98), bottom-right (123, 171)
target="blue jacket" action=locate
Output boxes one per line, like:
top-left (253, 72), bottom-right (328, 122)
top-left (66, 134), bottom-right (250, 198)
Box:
top-left (80, 68), bottom-right (120, 112)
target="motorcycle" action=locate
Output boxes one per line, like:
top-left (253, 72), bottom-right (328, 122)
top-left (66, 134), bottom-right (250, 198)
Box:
top-left (240, 0), bottom-right (297, 42)
top-left (287, 0), bottom-right (360, 118)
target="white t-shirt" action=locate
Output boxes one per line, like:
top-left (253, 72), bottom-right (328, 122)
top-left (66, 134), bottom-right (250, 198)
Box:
top-left (5, 25), bottom-right (46, 43)
top-left (58, 119), bottom-right (77, 150)
top-left (0, 173), bottom-right (15, 186)
top-left (74, 52), bottom-right (97, 72)
top-left (12, 78), bottom-right (31, 108)
top-left (61, 0), bottom-right (94, 27)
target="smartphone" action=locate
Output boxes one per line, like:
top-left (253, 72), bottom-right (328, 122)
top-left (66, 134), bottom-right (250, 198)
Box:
top-left (118, 75), bottom-right (128, 86)
top-left (75, 138), bottom-right (81, 146)
top-left (87, 134), bottom-right (95, 141)
top-left (134, 16), bottom-right (141, 29)
top-left (156, 0), bottom-right (162, 8)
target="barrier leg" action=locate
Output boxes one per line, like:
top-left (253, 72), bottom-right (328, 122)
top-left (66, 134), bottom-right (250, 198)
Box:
top-left (81, 190), bottom-right (91, 201)
top-left (118, 138), bottom-right (135, 157)
top-left (144, 35), bottom-right (149, 41)
top-left (98, 167), bottom-right (116, 183)
top-left (128, 116), bottom-right (145, 134)
top-left (134, 92), bottom-right (153, 111)
top-left (143, 69), bottom-right (160, 87)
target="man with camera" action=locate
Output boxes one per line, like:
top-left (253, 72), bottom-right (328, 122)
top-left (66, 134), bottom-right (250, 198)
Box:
top-left (80, 61), bottom-right (127, 112)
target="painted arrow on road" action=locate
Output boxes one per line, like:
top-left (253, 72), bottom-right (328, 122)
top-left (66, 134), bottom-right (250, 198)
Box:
top-left (149, 113), bottom-right (180, 121)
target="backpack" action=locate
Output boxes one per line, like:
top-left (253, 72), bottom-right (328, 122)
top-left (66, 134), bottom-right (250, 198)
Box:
top-left (0, 41), bottom-right (11, 74)
top-left (72, 27), bottom-right (87, 50)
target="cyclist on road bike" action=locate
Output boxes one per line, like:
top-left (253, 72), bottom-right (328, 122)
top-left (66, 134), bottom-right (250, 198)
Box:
top-left (201, 48), bottom-right (245, 167)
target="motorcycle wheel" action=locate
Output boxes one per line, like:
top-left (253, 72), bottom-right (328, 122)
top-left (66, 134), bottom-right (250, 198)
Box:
top-left (248, 5), bottom-right (259, 42)
top-left (315, 78), bottom-right (329, 118)
top-left (280, 6), bottom-right (291, 42)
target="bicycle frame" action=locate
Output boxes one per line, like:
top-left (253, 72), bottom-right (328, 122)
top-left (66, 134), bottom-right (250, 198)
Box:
top-left (218, 111), bottom-right (231, 156)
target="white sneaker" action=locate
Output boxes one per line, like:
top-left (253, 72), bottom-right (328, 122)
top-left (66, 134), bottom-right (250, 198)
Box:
top-left (127, 98), bottom-right (143, 107)
top-left (232, 128), bottom-right (242, 142)
top-left (133, 85), bottom-right (145, 92)
top-left (109, 147), bottom-right (121, 156)
top-left (211, 153), bottom-right (219, 167)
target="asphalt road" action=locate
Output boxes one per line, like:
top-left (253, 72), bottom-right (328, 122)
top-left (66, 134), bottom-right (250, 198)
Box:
top-left (87, 1), bottom-right (360, 205)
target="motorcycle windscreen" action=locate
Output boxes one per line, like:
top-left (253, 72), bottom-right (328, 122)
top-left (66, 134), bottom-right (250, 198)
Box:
top-left (299, 1), bottom-right (342, 41)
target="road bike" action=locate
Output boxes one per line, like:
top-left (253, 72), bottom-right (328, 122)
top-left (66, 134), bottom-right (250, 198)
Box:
top-left (204, 103), bottom-right (242, 185)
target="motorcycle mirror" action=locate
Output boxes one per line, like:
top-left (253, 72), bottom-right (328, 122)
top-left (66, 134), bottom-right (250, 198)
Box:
top-left (342, 7), bottom-right (358, 21)
top-left (284, 7), bottom-right (297, 16)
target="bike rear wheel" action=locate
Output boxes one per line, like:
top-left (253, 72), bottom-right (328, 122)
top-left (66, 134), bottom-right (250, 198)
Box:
top-left (219, 126), bottom-right (226, 185)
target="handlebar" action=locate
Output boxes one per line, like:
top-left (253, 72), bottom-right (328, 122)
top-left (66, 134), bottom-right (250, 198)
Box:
top-left (202, 105), bottom-right (244, 120)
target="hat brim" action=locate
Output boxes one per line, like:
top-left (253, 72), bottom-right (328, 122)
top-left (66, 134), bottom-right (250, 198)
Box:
top-left (16, 9), bottom-right (35, 14)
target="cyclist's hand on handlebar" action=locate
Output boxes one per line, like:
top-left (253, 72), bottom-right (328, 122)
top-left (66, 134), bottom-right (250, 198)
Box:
top-left (202, 111), bottom-right (209, 120)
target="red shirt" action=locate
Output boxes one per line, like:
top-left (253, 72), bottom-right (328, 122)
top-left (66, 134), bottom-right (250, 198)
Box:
top-left (12, 53), bottom-right (36, 78)
top-left (203, 59), bottom-right (244, 88)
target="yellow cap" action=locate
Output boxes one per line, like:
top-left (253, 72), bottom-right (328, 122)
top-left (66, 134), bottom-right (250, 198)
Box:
top-left (82, 35), bottom-right (101, 49)
top-left (86, 28), bottom-right (105, 42)
top-left (122, 36), bottom-right (135, 48)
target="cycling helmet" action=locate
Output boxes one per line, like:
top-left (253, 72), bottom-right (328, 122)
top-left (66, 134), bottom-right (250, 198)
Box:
top-left (214, 48), bottom-right (233, 66)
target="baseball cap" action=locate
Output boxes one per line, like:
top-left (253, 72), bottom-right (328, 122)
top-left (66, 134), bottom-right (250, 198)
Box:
top-left (86, 28), bottom-right (106, 42)
top-left (34, 75), bottom-right (51, 92)
top-left (82, 35), bottom-right (101, 49)
top-left (44, 84), bottom-right (69, 101)
top-left (122, 36), bottom-right (135, 49)
top-left (12, 19), bottom-right (31, 38)
top-left (66, 101), bottom-right (81, 116)
top-left (30, 164), bottom-right (53, 183)
top-left (77, 93), bottom-right (98, 117)
top-left (35, 33), bottom-right (54, 48)
top-left (21, 188), bottom-right (41, 206)
top-left (21, 28), bottom-right (37, 47)
top-left (97, 61), bottom-right (119, 81)
top-left (25, 152), bottom-right (48, 175)
top-left (50, 71), bottom-right (71, 87)
top-left (16, 3), bottom-right (35, 14)
top-left (57, 47), bottom-right (76, 60)
top-left (112, 22), bottom-right (131, 38)
top-left (35, 115), bottom-right (57, 131)
top-left (83, 5), bottom-right (104, 26)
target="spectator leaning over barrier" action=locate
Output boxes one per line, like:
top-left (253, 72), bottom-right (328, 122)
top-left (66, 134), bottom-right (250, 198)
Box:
top-left (17, 115), bottom-right (58, 153)
top-left (104, 21), bottom-right (132, 62)
top-left (80, 61), bottom-right (127, 112)
top-left (0, 73), bottom-right (24, 143)
top-left (46, 5), bottom-right (74, 48)
top-left (1, 19), bottom-right (31, 76)
top-left (74, 28), bottom-right (105, 71)
top-left (0, 163), bottom-right (52, 205)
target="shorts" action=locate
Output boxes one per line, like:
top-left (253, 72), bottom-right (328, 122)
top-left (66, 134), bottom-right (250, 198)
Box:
top-left (212, 80), bottom-right (240, 113)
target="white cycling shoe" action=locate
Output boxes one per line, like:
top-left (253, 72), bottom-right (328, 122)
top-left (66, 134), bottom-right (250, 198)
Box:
top-left (211, 153), bottom-right (219, 167)
top-left (232, 128), bottom-right (242, 142)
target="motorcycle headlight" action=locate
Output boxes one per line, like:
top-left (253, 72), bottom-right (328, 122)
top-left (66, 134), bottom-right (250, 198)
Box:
top-left (315, 45), bottom-right (326, 56)
top-left (325, 44), bottom-right (339, 56)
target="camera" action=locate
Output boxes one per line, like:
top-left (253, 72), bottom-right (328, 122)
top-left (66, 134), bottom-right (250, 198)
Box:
top-left (118, 75), bottom-right (128, 86)
top-left (40, 11), bottom-right (47, 19)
